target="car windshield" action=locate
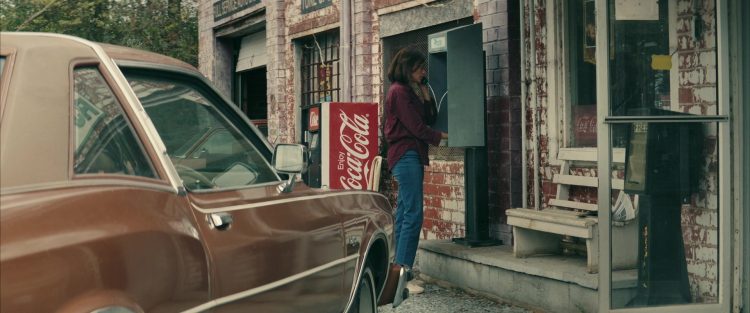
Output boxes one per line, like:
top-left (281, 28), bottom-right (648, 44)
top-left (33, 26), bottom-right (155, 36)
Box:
top-left (123, 71), bottom-right (279, 190)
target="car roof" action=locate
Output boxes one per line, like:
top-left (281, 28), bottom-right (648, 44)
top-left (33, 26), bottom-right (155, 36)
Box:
top-left (0, 32), bottom-right (198, 72)
top-left (0, 32), bottom-right (195, 189)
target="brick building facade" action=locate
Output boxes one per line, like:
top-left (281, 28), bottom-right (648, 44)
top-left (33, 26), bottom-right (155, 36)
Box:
top-left (198, 0), bottom-right (747, 311)
top-left (198, 0), bottom-right (523, 244)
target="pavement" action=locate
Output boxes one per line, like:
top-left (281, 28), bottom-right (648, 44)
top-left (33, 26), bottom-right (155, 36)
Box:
top-left (378, 279), bottom-right (534, 313)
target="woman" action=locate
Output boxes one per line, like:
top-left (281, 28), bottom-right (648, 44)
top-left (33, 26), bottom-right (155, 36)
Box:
top-left (384, 47), bottom-right (447, 302)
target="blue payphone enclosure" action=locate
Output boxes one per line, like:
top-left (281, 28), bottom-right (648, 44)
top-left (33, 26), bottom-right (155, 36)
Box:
top-left (427, 23), bottom-right (485, 147)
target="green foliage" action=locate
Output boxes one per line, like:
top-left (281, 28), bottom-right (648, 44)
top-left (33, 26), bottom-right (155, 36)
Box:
top-left (0, 0), bottom-right (198, 66)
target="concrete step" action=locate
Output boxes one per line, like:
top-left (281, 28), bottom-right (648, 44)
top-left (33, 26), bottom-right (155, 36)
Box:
top-left (417, 240), bottom-right (637, 313)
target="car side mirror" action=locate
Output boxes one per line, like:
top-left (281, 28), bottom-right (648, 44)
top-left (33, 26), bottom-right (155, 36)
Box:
top-left (272, 144), bottom-right (308, 193)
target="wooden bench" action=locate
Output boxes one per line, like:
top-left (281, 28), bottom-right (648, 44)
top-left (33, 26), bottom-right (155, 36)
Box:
top-left (506, 148), bottom-right (637, 273)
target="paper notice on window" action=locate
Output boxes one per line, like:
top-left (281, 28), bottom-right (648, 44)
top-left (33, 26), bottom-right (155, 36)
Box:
top-left (615, 0), bottom-right (659, 20)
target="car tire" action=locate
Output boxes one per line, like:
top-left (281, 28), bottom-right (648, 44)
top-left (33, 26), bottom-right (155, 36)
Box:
top-left (348, 265), bottom-right (377, 313)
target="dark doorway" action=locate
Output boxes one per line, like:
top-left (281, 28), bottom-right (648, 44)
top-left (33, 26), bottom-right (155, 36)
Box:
top-left (237, 67), bottom-right (268, 136)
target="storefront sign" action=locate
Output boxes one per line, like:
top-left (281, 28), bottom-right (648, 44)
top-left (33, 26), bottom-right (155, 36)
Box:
top-left (214, 0), bottom-right (260, 21)
top-left (301, 0), bottom-right (332, 14)
top-left (573, 105), bottom-right (597, 147)
top-left (308, 107), bottom-right (320, 131)
top-left (322, 102), bottom-right (378, 190)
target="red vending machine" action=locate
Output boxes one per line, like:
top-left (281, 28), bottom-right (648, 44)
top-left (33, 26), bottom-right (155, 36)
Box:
top-left (302, 102), bottom-right (379, 190)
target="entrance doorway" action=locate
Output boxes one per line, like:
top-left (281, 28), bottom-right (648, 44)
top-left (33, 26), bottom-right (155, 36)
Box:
top-left (236, 67), bottom-right (268, 136)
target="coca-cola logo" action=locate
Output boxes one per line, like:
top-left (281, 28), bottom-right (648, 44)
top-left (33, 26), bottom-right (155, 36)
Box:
top-left (575, 115), bottom-right (596, 134)
top-left (337, 109), bottom-right (372, 190)
top-left (309, 107), bottom-right (320, 131)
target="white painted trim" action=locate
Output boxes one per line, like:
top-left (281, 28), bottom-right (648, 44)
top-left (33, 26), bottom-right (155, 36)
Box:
top-left (668, 0), bottom-right (680, 113)
top-left (191, 190), bottom-right (388, 214)
top-left (594, 0), bottom-right (612, 311)
top-left (181, 254), bottom-right (359, 313)
top-left (376, 0), bottom-right (439, 16)
top-left (288, 22), bottom-right (341, 40)
top-left (294, 42), bottom-right (303, 146)
top-left (530, 0), bottom-right (540, 210)
top-left (321, 102), bottom-right (330, 187)
top-left (520, 0), bottom-right (529, 209)
top-left (546, 0), bottom-right (562, 166)
top-left (716, 0), bottom-right (732, 311)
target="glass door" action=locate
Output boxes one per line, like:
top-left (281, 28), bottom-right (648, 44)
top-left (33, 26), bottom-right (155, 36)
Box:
top-left (596, 0), bottom-right (731, 311)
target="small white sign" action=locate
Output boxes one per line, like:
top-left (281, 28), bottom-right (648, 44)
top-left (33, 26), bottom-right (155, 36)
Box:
top-left (429, 36), bottom-right (446, 52)
top-left (615, 0), bottom-right (659, 21)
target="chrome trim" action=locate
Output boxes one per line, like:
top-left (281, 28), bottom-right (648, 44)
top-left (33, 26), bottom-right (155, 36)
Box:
top-left (93, 45), bottom-right (185, 194)
top-left (0, 179), bottom-right (176, 196)
top-left (187, 180), bottom-right (281, 194)
top-left (604, 115), bottom-right (729, 123)
top-left (341, 230), bottom-right (389, 313)
top-left (191, 190), bottom-right (389, 214)
top-left (181, 254), bottom-right (359, 313)
top-left (113, 60), bottom-right (274, 154)
top-left (90, 306), bottom-right (137, 313)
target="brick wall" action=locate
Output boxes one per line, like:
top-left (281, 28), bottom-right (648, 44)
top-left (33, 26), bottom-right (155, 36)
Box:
top-left (675, 0), bottom-right (719, 302)
top-left (478, 0), bottom-right (522, 243)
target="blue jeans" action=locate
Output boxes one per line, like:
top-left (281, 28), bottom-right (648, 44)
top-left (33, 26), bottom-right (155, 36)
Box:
top-left (391, 150), bottom-right (424, 268)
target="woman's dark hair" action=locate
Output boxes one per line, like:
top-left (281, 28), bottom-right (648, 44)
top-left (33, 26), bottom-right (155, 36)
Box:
top-left (387, 47), bottom-right (426, 84)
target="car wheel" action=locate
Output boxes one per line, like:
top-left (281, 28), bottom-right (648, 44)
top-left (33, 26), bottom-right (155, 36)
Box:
top-left (349, 265), bottom-right (377, 313)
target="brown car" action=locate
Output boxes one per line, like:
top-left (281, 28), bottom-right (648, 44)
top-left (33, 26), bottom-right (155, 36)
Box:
top-left (0, 32), bottom-right (398, 313)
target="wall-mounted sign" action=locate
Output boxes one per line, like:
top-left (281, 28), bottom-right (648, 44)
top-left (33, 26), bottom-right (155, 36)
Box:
top-left (308, 107), bottom-right (320, 132)
top-left (214, 0), bottom-right (260, 21)
top-left (573, 105), bottom-right (597, 147)
top-left (302, 0), bottom-right (332, 14)
top-left (615, 0), bottom-right (659, 21)
top-left (429, 35), bottom-right (446, 53)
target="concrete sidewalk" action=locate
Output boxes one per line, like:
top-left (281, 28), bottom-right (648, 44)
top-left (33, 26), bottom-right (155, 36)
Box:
top-left (379, 280), bottom-right (533, 313)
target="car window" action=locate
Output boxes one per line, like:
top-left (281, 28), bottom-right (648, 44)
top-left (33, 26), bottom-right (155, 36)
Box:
top-left (123, 72), bottom-right (279, 191)
top-left (73, 67), bottom-right (156, 178)
top-left (0, 57), bottom-right (5, 74)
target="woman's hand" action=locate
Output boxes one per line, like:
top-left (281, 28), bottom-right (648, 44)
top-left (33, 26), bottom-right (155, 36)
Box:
top-left (419, 84), bottom-right (431, 102)
top-left (441, 132), bottom-right (448, 139)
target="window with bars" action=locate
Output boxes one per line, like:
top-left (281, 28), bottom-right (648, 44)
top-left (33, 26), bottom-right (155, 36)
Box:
top-left (300, 31), bottom-right (340, 107)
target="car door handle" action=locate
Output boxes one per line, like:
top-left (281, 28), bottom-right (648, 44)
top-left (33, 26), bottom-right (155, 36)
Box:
top-left (209, 212), bottom-right (233, 231)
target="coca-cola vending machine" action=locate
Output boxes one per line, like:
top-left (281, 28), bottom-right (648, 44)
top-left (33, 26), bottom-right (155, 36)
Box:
top-left (302, 102), bottom-right (379, 190)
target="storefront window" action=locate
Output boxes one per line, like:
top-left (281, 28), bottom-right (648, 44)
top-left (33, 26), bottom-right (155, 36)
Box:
top-left (609, 0), bottom-right (718, 117)
top-left (607, 0), bottom-right (720, 308)
top-left (567, 0), bottom-right (598, 147)
top-left (300, 31), bottom-right (340, 107)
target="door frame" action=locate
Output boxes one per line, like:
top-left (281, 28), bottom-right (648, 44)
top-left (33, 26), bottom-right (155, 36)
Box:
top-left (595, 0), bottom-right (733, 312)
top-left (740, 0), bottom-right (750, 311)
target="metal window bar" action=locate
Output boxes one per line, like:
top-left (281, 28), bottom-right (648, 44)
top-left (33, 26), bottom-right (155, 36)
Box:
top-left (301, 31), bottom-right (340, 107)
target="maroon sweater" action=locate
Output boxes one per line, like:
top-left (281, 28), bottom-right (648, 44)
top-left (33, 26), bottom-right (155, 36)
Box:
top-left (384, 82), bottom-right (442, 170)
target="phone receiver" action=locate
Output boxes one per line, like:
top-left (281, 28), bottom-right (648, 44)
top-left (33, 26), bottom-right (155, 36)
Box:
top-left (421, 77), bottom-right (429, 85)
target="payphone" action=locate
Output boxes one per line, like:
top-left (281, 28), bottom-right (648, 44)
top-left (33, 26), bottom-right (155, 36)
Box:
top-left (623, 109), bottom-right (704, 305)
top-left (426, 23), bottom-right (499, 246)
top-left (427, 24), bottom-right (485, 147)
